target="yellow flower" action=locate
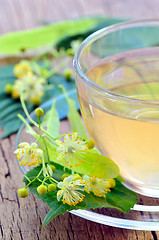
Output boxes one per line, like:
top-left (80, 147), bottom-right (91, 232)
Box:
top-left (14, 142), bottom-right (43, 166)
top-left (83, 175), bottom-right (111, 198)
top-left (55, 132), bottom-right (88, 168)
top-left (57, 175), bottom-right (85, 206)
top-left (14, 60), bottom-right (32, 79)
top-left (13, 72), bottom-right (45, 103)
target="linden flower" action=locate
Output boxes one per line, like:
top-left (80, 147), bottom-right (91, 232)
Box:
top-left (55, 132), bottom-right (88, 168)
top-left (14, 60), bottom-right (32, 79)
top-left (57, 175), bottom-right (85, 206)
top-left (14, 142), bottom-right (43, 166)
top-left (83, 175), bottom-right (111, 198)
top-left (12, 72), bottom-right (45, 103)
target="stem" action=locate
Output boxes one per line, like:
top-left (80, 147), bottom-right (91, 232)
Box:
top-left (25, 168), bottom-right (43, 188)
top-left (46, 58), bottom-right (70, 79)
top-left (24, 175), bottom-right (31, 183)
top-left (54, 134), bottom-right (66, 140)
top-left (38, 117), bottom-right (42, 137)
top-left (17, 114), bottom-right (38, 138)
top-left (37, 178), bottom-right (43, 183)
top-left (49, 177), bottom-right (58, 184)
top-left (42, 177), bottom-right (47, 185)
top-left (41, 154), bottom-right (46, 168)
top-left (20, 95), bottom-right (56, 141)
top-left (42, 136), bottom-right (51, 164)
top-left (20, 94), bottom-right (39, 128)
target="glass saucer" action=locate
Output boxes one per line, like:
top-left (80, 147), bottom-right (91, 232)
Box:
top-left (15, 97), bottom-right (159, 231)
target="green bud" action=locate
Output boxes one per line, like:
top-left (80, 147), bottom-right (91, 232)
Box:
top-left (20, 47), bottom-right (26, 52)
top-left (48, 183), bottom-right (56, 192)
top-left (47, 164), bottom-right (56, 173)
top-left (110, 179), bottom-right (116, 188)
top-left (18, 188), bottom-right (28, 198)
top-left (5, 84), bottom-right (13, 94)
top-left (61, 173), bottom-right (70, 181)
top-left (35, 108), bottom-right (44, 117)
top-left (64, 68), bottom-right (72, 80)
top-left (37, 185), bottom-right (47, 195)
top-left (87, 139), bottom-right (95, 149)
top-left (41, 69), bottom-right (49, 78)
top-left (73, 174), bottom-right (81, 181)
top-left (66, 48), bottom-right (74, 56)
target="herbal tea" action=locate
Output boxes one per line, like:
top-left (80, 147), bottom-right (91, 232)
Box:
top-left (78, 49), bottom-right (159, 190)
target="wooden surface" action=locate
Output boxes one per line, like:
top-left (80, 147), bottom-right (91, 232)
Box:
top-left (0, 0), bottom-right (159, 239)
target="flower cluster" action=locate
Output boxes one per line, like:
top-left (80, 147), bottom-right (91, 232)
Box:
top-left (14, 60), bottom-right (32, 79)
top-left (12, 71), bottom-right (45, 104)
top-left (5, 60), bottom-right (46, 105)
top-left (14, 142), bottom-right (43, 167)
top-left (57, 175), bottom-right (85, 206)
top-left (55, 132), bottom-right (88, 168)
top-left (83, 175), bottom-right (111, 197)
top-left (15, 138), bottom-right (113, 206)
top-left (4, 41), bottom-right (81, 105)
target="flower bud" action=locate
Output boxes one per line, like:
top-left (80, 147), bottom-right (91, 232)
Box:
top-left (30, 96), bottom-right (41, 106)
top-left (61, 173), bottom-right (70, 181)
top-left (18, 188), bottom-right (28, 198)
top-left (12, 89), bottom-right (20, 99)
top-left (5, 84), bottom-right (13, 94)
top-left (37, 185), bottom-right (47, 195)
top-left (64, 68), bottom-right (72, 80)
top-left (87, 139), bottom-right (95, 149)
top-left (47, 164), bottom-right (56, 173)
top-left (109, 179), bottom-right (116, 188)
top-left (48, 184), bottom-right (56, 192)
top-left (73, 174), bottom-right (81, 181)
top-left (35, 108), bottom-right (44, 117)
top-left (66, 48), bottom-right (74, 56)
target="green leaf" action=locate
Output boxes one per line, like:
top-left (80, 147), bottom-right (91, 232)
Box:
top-left (23, 163), bottom-right (137, 226)
top-left (106, 180), bottom-right (138, 213)
top-left (41, 99), bottom-right (60, 138)
top-left (64, 90), bottom-right (88, 140)
top-left (46, 142), bottom-right (119, 179)
top-left (0, 17), bottom-right (101, 55)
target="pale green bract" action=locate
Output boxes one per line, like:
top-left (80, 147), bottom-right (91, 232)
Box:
top-left (0, 17), bottom-right (100, 55)
top-left (41, 99), bottom-right (60, 139)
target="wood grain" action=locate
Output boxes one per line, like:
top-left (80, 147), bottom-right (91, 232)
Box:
top-left (0, 0), bottom-right (159, 239)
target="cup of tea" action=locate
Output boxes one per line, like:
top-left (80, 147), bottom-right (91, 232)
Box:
top-left (74, 19), bottom-right (159, 198)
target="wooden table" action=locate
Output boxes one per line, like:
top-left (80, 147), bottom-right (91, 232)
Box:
top-left (0, 0), bottom-right (159, 239)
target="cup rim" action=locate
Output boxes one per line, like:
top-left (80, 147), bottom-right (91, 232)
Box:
top-left (73, 19), bottom-right (159, 106)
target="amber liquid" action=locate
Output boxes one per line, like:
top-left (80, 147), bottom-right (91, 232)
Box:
top-left (78, 49), bottom-right (159, 188)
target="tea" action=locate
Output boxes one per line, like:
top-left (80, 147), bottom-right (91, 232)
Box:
top-left (78, 49), bottom-right (159, 189)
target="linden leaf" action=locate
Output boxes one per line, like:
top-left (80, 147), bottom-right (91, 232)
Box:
top-left (23, 163), bottom-right (137, 226)
top-left (0, 17), bottom-right (101, 55)
top-left (106, 180), bottom-right (138, 213)
top-left (45, 141), bottom-right (119, 179)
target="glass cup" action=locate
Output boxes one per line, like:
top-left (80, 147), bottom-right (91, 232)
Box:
top-left (73, 19), bottom-right (159, 198)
